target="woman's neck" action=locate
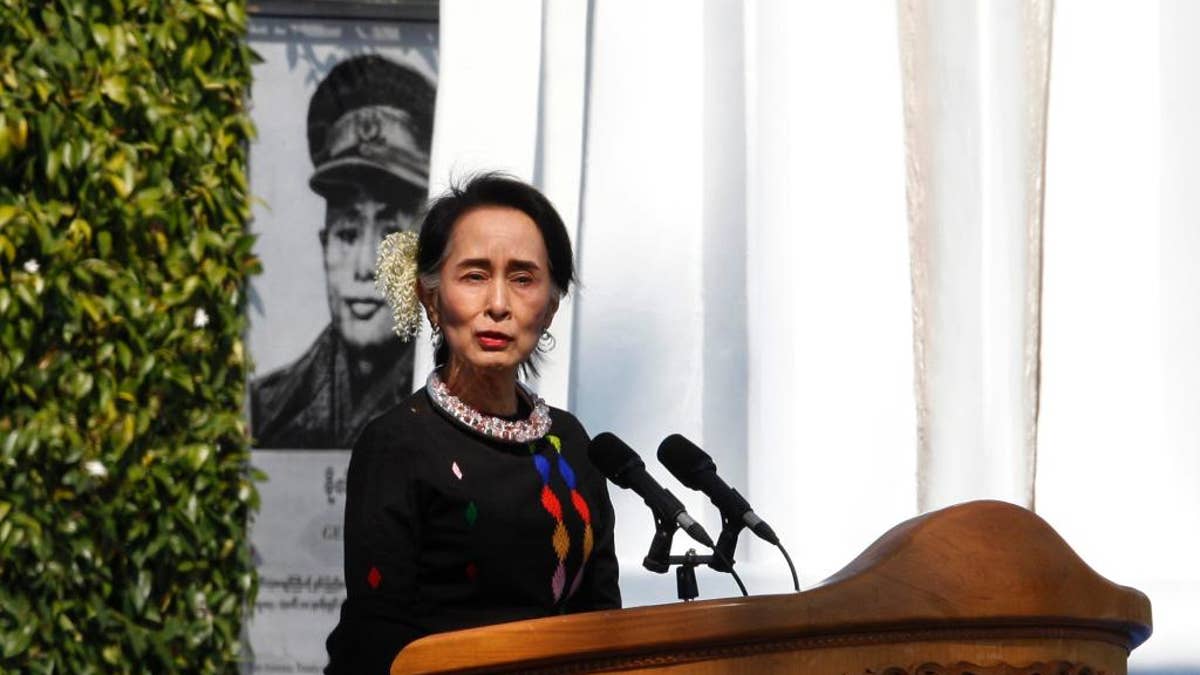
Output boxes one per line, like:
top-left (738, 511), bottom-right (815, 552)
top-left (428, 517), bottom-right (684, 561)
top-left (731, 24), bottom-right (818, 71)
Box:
top-left (441, 359), bottom-right (519, 417)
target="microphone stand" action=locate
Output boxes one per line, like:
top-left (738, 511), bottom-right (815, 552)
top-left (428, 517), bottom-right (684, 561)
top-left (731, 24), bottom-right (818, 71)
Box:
top-left (669, 550), bottom-right (708, 601)
top-left (641, 508), bottom-right (680, 573)
top-left (642, 515), bottom-right (748, 599)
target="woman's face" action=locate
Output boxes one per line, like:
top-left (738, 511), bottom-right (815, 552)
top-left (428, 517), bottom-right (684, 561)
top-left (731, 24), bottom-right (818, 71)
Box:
top-left (427, 205), bottom-right (558, 375)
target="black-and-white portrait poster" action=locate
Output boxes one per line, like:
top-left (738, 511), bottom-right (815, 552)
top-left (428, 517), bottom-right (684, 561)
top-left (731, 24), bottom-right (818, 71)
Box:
top-left (245, 14), bottom-right (436, 673)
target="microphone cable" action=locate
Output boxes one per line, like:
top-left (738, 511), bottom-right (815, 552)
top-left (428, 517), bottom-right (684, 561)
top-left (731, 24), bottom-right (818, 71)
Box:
top-left (710, 547), bottom-right (749, 597)
top-left (777, 542), bottom-right (800, 591)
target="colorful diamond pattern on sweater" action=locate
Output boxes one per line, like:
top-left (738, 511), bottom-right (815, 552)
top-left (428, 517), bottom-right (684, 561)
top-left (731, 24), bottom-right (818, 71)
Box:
top-left (551, 562), bottom-right (566, 600)
top-left (464, 501), bottom-right (478, 527)
top-left (529, 434), bottom-right (596, 605)
top-left (557, 455), bottom-right (576, 488)
top-left (533, 453), bottom-right (552, 482)
top-left (571, 490), bottom-right (591, 523)
top-left (583, 526), bottom-right (594, 561)
top-left (552, 522), bottom-right (570, 560)
top-left (540, 485), bottom-right (562, 521)
top-left (567, 569), bottom-right (584, 597)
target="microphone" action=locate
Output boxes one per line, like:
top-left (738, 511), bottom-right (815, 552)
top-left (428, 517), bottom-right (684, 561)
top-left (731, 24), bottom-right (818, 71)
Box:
top-left (588, 432), bottom-right (715, 557)
top-left (657, 434), bottom-right (780, 545)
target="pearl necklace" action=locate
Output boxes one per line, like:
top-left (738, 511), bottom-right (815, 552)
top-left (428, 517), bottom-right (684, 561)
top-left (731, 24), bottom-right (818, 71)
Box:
top-left (425, 370), bottom-right (552, 443)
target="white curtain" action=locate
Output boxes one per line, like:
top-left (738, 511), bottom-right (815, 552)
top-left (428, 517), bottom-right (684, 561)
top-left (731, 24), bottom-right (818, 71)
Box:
top-left (898, 0), bottom-right (1051, 512)
top-left (1038, 0), bottom-right (1200, 667)
top-left (742, 0), bottom-right (915, 591)
top-left (429, 0), bottom-right (1198, 667)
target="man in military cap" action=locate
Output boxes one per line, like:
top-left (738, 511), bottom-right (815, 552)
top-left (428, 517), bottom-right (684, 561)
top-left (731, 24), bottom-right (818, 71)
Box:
top-left (251, 55), bottom-right (435, 449)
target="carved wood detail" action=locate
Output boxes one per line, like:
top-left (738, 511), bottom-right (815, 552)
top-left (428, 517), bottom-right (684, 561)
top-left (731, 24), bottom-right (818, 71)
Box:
top-left (497, 628), bottom-right (1116, 675)
top-left (868, 663), bottom-right (1100, 675)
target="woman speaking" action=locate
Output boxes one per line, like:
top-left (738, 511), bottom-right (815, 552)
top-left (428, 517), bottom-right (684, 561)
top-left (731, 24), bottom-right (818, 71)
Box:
top-left (324, 174), bottom-right (620, 674)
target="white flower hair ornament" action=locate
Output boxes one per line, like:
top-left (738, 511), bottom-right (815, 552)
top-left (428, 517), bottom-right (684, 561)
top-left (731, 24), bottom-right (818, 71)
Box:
top-left (375, 230), bottom-right (423, 341)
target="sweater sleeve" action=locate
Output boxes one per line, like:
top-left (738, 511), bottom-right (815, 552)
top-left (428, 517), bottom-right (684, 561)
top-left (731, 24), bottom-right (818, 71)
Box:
top-left (325, 412), bottom-right (426, 675)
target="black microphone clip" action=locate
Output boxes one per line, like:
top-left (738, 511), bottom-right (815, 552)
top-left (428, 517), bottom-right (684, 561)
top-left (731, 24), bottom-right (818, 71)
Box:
top-left (641, 491), bottom-right (712, 573)
top-left (709, 486), bottom-right (753, 572)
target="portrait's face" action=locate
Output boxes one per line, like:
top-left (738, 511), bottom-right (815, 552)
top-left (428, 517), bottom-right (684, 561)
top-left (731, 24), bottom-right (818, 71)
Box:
top-left (322, 186), bottom-right (418, 350)
top-left (428, 206), bottom-right (558, 374)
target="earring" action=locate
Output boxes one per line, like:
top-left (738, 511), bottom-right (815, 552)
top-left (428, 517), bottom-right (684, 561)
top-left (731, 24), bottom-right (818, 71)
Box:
top-left (430, 325), bottom-right (443, 348)
top-left (538, 329), bottom-right (556, 351)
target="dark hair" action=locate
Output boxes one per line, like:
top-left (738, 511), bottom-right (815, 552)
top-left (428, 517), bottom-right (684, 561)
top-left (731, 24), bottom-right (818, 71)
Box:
top-left (417, 173), bottom-right (577, 373)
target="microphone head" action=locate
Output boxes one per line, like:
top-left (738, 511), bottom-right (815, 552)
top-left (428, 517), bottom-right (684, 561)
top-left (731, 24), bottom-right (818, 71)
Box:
top-left (588, 432), bottom-right (645, 489)
top-left (657, 434), bottom-right (717, 489)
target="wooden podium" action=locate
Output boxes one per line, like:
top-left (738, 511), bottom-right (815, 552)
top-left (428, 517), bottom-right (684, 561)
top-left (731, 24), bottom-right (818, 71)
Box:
top-left (392, 500), bottom-right (1152, 674)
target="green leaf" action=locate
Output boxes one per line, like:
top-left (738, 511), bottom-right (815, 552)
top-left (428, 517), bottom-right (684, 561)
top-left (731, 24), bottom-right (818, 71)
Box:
top-left (186, 444), bottom-right (211, 471)
top-left (107, 174), bottom-right (130, 198)
top-left (100, 75), bottom-right (128, 106)
top-left (91, 24), bottom-right (111, 49)
top-left (45, 147), bottom-right (61, 181)
top-left (133, 570), bottom-right (151, 613)
top-left (68, 217), bottom-right (91, 243)
top-left (101, 644), bottom-right (120, 665)
top-left (68, 371), bottom-right (93, 398)
top-left (1, 621), bottom-right (34, 658)
top-left (78, 295), bottom-right (102, 323)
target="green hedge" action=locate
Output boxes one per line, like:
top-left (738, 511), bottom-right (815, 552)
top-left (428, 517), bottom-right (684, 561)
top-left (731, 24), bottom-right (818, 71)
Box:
top-left (0, 1), bottom-right (259, 671)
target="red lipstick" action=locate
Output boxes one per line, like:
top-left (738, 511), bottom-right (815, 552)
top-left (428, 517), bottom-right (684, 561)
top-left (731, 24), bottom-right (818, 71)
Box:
top-left (476, 331), bottom-right (512, 349)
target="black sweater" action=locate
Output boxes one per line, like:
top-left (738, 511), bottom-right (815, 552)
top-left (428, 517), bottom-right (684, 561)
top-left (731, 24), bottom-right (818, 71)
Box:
top-left (324, 388), bottom-right (621, 674)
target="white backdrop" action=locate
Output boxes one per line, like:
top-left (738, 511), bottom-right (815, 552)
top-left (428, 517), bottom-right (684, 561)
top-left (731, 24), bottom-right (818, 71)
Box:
top-left (740, 0), bottom-right (916, 594)
top-left (427, 0), bottom-right (1199, 669)
top-left (1038, 0), bottom-right (1200, 668)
